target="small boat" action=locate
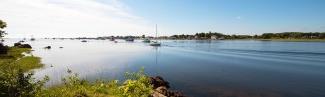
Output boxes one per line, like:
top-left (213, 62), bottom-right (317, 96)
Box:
top-left (143, 38), bottom-right (150, 43)
top-left (81, 40), bottom-right (87, 42)
top-left (150, 24), bottom-right (161, 46)
top-left (30, 38), bottom-right (35, 41)
top-left (150, 41), bottom-right (161, 46)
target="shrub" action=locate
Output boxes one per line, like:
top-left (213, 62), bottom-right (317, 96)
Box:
top-left (38, 68), bottom-right (153, 97)
top-left (0, 43), bottom-right (8, 54)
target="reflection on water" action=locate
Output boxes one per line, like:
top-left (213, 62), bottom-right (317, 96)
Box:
top-left (3, 39), bottom-right (325, 97)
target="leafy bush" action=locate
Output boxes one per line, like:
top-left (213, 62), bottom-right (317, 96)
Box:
top-left (0, 65), bottom-right (49, 97)
top-left (0, 47), bottom-right (48, 97)
top-left (38, 68), bottom-right (153, 97)
top-left (117, 68), bottom-right (153, 97)
top-left (0, 43), bottom-right (8, 54)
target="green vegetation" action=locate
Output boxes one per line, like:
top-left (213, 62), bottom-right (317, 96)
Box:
top-left (0, 47), bottom-right (48, 97)
top-left (260, 32), bottom-right (325, 39)
top-left (1, 47), bottom-right (154, 97)
top-left (170, 32), bottom-right (325, 41)
top-left (0, 19), bottom-right (7, 38)
top-left (38, 69), bottom-right (153, 97)
top-left (258, 39), bottom-right (325, 42)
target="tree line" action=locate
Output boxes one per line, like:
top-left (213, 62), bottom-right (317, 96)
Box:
top-left (170, 32), bottom-right (325, 39)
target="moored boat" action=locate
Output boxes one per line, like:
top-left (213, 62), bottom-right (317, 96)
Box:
top-left (150, 24), bottom-right (161, 46)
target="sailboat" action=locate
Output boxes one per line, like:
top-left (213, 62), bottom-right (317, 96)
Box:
top-left (150, 24), bottom-right (161, 46)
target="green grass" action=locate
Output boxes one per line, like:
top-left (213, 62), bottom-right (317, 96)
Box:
top-left (0, 47), bottom-right (42, 72)
top-left (15, 56), bottom-right (43, 72)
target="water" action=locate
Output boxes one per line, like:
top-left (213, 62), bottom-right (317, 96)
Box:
top-left (3, 39), bottom-right (325, 97)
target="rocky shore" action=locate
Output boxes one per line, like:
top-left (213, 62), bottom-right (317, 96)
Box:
top-left (150, 76), bottom-right (186, 97)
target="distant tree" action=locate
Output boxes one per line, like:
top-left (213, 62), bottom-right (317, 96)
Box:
top-left (0, 19), bottom-right (7, 38)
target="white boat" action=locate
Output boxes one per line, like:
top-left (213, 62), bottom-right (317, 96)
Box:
top-left (150, 24), bottom-right (161, 46)
top-left (150, 41), bottom-right (161, 46)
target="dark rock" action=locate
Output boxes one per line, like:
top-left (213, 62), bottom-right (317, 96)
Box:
top-left (13, 42), bottom-right (32, 48)
top-left (150, 76), bottom-right (186, 97)
top-left (150, 76), bottom-right (170, 89)
top-left (19, 44), bottom-right (32, 48)
top-left (14, 42), bottom-right (22, 46)
top-left (44, 46), bottom-right (51, 49)
top-left (59, 47), bottom-right (63, 48)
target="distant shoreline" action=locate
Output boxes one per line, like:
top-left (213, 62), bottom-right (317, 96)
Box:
top-left (253, 39), bottom-right (325, 42)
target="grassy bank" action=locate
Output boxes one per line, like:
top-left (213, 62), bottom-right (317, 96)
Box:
top-left (0, 47), bottom-right (43, 72)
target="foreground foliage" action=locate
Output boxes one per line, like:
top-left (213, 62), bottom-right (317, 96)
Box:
top-left (1, 47), bottom-right (153, 97)
top-left (38, 68), bottom-right (153, 97)
top-left (0, 47), bottom-right (48, 97)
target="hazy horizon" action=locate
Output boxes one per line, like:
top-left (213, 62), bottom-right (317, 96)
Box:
top-left (1, 0), bottom-right (325, 38)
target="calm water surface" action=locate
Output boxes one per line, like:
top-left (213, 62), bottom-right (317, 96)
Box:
top-left (4, 39), bottom-right (325, 97)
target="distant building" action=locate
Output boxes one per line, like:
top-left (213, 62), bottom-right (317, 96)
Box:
top-left (218, 37), bottom-right (225, 40)
top-left (195, 35), bottom-right (199, 39)
top-left (211, 35), bottom-right (218, 40)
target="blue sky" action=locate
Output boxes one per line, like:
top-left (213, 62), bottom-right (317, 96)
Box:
top-left (1, 0), bottom-right (325, 38)
top-left (120, 0), bottom-right (325, 35)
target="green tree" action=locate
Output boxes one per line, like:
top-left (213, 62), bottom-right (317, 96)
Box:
top-left (0, 19), bottom-right (7, 38)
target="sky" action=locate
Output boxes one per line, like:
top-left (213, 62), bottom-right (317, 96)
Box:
top-left (0, 0), bottom-right (325, 38)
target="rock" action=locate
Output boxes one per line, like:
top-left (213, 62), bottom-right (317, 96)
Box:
top-left (152, 91), bottom-right (167, 97)
top-left (156, 86), bottom-right (168, 95)
top-left (150, 76), bottom-right (186, 97)
top-left (19, 44), bottom-right (32, 48)
top-left (44, 46), bottom-right (51, 49)
top-left (14, 42), bottom-right (22, 46)
top-left (150, 76), bottom-right (170, 89)
top-left (59, 47), bottom-right (63, 48)
top-left (13, 42), bottom-right (32, 48)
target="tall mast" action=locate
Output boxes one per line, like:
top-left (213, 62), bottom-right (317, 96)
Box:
top-left (155, 24), bottom-right (158, 42)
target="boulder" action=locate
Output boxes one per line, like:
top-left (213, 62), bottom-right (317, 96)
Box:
top-left (19, 44), bottom-right (32, 48)
top-left (13, 42), bottom-right (32, 48)
top-left (14, 42), bottom-right (22, 46)
top-left (156, 86), bottom-right (168, 95)
top-left (44, 46), bottom-right (51, 49)
top-left (150, 76), bottom-right (186, 97)
top-left (152, 86), bottom-right (186, 97)
top-left (150, 76), bottom-right (170, 89)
